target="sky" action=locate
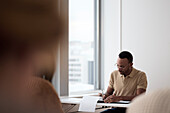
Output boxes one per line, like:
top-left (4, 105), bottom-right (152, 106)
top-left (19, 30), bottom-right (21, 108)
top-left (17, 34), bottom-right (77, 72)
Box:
top-left (69, 0), bottom-right (95, 42)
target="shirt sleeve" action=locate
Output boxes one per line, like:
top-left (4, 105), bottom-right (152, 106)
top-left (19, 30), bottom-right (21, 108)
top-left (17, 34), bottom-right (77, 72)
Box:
top-left (108, 72), bottom-right (114, 89)
top-left (137, 72), bottom-right (147, 89)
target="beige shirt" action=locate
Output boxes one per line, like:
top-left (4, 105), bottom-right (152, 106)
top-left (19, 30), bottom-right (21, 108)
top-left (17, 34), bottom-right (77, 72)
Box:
top-left (109, 68), bottom-right (147, 96)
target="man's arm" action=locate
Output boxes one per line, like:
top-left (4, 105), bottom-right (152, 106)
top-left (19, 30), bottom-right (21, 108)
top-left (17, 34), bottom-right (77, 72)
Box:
top-left (104, 88), bottom-right (146, 103)
top-left (118, 88), bottom-right (146, 101)
top-left (105, 86), bottom-right (114, 96)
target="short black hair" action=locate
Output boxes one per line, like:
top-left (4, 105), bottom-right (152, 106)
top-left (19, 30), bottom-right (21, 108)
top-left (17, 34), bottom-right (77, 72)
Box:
top-left (119, 51), bottom-right (133, 63)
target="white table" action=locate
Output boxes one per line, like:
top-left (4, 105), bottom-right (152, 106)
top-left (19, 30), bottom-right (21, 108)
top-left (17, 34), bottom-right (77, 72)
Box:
top-left (60, 97), bottom-right (130, 108)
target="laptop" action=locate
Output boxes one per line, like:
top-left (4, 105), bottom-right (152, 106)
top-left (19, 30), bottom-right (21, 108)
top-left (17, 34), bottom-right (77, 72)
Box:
top-left (97, 98), bottom-right (130, 104)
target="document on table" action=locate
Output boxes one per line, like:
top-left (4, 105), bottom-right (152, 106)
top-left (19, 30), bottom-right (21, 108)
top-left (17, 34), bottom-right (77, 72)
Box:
top-left (78, 96), bottom-right (100, 112)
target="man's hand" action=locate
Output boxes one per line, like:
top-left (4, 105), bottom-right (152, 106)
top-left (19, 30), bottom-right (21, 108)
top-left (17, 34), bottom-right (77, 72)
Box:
top-left (104, 95), bottom-right (121, 103)
top-left (98, 87), bottom-right (114, 100)
top-left (98, 93), bottom-right (102, 96)
top-left (98, 93), bottom-right (108, 100)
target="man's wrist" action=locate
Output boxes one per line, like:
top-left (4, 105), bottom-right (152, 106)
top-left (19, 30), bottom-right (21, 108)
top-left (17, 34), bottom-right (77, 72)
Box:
top-left (119, 96), bottom-right (123, 100)
top-left (104, 93), bottom-right (110, 97)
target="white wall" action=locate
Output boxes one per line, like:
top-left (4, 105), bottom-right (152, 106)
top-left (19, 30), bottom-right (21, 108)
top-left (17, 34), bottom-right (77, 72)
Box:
top-left (122, 0), bottom-right (170, 92)
top-left (102, 0), bottom-right (120, 90)
top-left (103, 0), bottom-right (170, 92)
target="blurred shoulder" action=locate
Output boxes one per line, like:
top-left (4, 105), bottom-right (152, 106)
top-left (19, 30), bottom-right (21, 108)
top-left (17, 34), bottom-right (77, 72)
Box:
top-left (25, 76), bottom-right (64, 113)
top-left (26, 76), bottom-right (58, 96)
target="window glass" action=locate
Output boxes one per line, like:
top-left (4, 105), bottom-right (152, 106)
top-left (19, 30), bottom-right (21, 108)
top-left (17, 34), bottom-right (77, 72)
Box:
top-left (69, 0), bottom-right (95, 94)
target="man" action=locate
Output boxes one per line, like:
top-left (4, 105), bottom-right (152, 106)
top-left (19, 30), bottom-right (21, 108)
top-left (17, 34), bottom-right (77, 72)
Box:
top-left (100, 51), bottom-right (147, 113)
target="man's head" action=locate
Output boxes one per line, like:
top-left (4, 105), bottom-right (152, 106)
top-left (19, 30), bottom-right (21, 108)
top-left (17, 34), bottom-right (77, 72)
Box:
top-left (117, 51), bottom-right (133, 76)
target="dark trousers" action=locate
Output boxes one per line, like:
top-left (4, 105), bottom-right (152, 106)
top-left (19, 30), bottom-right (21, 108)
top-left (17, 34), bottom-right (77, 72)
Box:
top-left (100, 108), bottom-right (126, 113)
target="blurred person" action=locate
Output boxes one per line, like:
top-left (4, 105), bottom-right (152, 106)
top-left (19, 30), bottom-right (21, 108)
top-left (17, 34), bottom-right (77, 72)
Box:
top-left (0, 0), bottom-right (65, 112)
top-left (99, 51), bottom-right (148, 113)
top-left (127, 89), bottom-right (170, 113)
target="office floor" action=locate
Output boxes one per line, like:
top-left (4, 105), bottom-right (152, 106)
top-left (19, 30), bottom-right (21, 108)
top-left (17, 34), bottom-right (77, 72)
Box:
top-left (62, 104), bottom-right (110, 113)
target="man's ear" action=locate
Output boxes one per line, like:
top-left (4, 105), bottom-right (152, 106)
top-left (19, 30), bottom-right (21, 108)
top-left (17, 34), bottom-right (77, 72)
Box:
top-left (130, 63), bottom-right (133, 67)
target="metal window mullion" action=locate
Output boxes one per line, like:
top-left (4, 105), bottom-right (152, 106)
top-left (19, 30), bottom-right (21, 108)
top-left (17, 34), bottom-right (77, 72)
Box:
top-left (99, 0), bottom-right (104, 90)
top-left (94, 0), bottom-right (102, 90)
top-left (59, 0), bottom-right (69, 96)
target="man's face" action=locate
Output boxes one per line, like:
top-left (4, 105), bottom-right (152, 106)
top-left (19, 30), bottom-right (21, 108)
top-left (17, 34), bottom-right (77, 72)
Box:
top-left (116, 58), bottom-right (132, 75)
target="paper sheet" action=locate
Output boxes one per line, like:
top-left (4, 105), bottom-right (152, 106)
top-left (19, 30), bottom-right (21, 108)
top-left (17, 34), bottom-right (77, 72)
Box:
top-left (78, 96), bottom-right (100, 112)
top-left (118, 100), bottom-right (130, 104)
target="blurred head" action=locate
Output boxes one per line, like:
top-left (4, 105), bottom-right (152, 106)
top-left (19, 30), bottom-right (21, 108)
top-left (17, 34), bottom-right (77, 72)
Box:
top-left (116, 51), bottom-right (133, 75)
top-left (0, 0), bottom-right (64, 77)
top-left (0, 1), bottom-right (64, 111)
top-left (127, 89), bottom-right (170, 113)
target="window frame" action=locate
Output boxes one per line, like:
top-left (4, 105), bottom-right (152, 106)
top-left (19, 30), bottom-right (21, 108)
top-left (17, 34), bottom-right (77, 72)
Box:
top-left (52, 0), bottom-right (104, 96)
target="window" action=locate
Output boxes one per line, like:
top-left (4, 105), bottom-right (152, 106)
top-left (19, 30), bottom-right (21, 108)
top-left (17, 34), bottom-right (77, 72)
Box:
top-left (69, 0), bottom-right (97, 94)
